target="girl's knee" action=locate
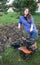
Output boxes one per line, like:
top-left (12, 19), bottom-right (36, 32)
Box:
top-left (31, 29), bottom-right (38, 39)
top-left (33, 29), bottom-right (38, 35)
top-left (35, 30), bottom-right (38, 36)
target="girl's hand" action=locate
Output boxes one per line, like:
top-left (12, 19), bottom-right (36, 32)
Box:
top-left (30, 28), bottom-right (33, 32)
top-left (22, 37), bottom-right (26, 40)
top-left (18, 23), bottom-right (21, 31)
top-left (30, 24), bottom-right (33, 32)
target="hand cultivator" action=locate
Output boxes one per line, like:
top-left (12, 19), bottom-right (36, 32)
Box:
top-left (12, 35), bottom-right (37, 59)
top-left (18, 37), bottom-right (37, 59)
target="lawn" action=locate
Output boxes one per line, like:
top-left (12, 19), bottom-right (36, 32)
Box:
top-left (0, 12), bottom-right (40, 26)
top-left (0, 12), bottom-right (40, 65)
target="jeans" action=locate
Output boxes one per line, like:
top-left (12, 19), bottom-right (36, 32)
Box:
top-left (22, 29), bottom-right (38, 40)
top-left (30, 29), bottom-right (38, 40)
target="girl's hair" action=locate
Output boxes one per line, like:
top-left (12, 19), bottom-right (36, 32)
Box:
top-left (23, 8), bottom-right (31, 22)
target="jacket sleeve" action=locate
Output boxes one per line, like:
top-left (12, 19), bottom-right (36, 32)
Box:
top-left (30, 16), bottom-right (35, 31)
top-left (31, 16), bottom-right (34, 24)
top-left (18, 16), bottom-right (22, 24)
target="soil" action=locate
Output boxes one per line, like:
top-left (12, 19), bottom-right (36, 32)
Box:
top-left (0, 23), bottom-right (40, 52)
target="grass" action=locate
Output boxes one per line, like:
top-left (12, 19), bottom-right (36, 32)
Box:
top-left (0, 12), bottom-right (19, 26)
top-left (0, 12), bottom-right (40, 26)
top-left (0, 12), bottom-right (40, 65)
top-left (33, 13), bottom-right (40, 25)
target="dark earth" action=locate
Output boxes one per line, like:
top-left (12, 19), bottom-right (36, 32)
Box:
top-left (0, 23), bottom-right (40, 52)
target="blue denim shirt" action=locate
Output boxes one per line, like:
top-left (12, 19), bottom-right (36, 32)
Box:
top-left (18, 16), bottom-right (36, 33)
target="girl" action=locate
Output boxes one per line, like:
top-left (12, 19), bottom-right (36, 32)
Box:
top-left (18, 8), bottom-right (38, 40)
top-left (18, 8), bottom-right (38, 50)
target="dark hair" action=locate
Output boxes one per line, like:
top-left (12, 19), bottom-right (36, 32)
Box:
top-left (23, 8), bottom-right (31, 22)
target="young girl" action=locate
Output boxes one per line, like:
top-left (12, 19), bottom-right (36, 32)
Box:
top-left (18, 8), bottom-right (38, 50)
top-left (18, 8), bottom-right (38, 40)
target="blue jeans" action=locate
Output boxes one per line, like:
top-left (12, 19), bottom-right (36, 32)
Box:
top-left (30, 29), bottom-right (38, 40)
top-left (22, 29), bottom-right (38, 40)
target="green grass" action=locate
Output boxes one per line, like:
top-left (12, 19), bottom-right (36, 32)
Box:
top-left (0, 12), bottom-right (40, 26)
top-left (33, 13), bottom-right (40, 25)
top-left (0, 12), bottom-right (19, 26)
top-left (0, 12), bottom-right (40, 65)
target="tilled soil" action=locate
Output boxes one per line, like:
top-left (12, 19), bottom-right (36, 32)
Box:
top-left (0, 23), bottom-right (40, 52)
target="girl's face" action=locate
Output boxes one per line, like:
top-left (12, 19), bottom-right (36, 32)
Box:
top-left (24, 9), bottom-right (29, 17)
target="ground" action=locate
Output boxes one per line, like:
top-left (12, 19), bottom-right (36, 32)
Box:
top-left (0, 12), bottom-right (40, 65)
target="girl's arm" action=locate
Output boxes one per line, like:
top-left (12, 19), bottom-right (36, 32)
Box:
top-left (30, 16), bottom-right (34, 32)
top-left (18, 23), bottom-right (21, 29)
top-left (30, 24), bottom-right (33, 32)
top-left (18, 16), bottom-right (22, 30)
